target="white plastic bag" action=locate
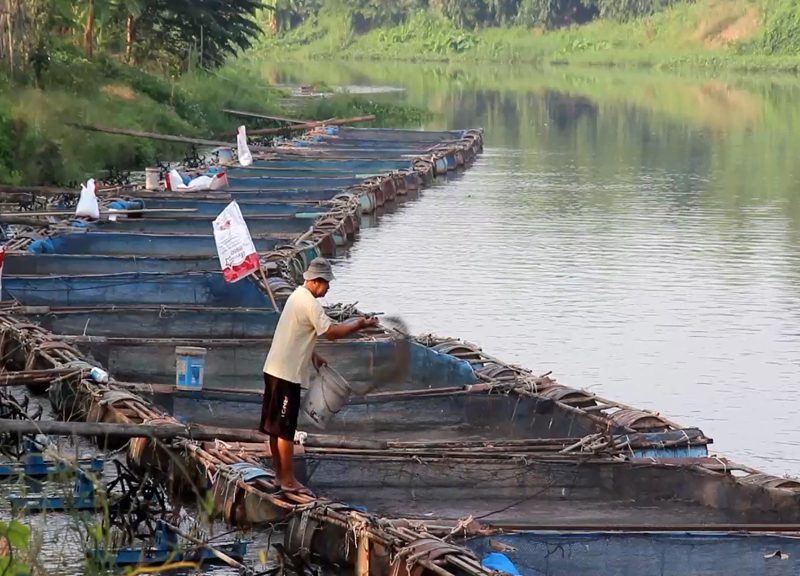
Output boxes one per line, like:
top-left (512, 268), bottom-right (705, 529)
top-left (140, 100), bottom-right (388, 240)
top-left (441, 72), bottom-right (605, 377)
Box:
top-left (75, 178), bottom-right (100, 219)
top-left (237, 125), bottom-right (253, 167)
top-left (166, 169), bottom-right (229, 192)
top-left (166, 169), bottom-right (185, 192)
top-left (212, 200), bottom-right (259, 283)
top-left (210, 171), bottom-right (229, 190)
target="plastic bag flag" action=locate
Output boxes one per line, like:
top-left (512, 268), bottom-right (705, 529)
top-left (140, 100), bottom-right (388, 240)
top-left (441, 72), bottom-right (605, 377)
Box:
top-left (237, 125), bottom-right (253, 167)
top-left (212, 201), bottom-right (260, 283)
top-left (75, 178), bottom-right (100, 219)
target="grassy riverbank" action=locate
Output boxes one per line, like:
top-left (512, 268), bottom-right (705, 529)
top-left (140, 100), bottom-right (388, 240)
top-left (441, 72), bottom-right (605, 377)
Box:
top-left (0, 49), bottom-right (430, 186)
top-left (258, 0), bottom-right (800, 71)
top-left (0, 53), bottom-right (276, 186)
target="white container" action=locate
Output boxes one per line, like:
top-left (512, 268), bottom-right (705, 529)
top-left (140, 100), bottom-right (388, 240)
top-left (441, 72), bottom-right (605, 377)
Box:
top-left (300, 365), bottom-right (352, 430)
top-left (145, 167), bottom-right (161, 191)
top-left (89, 367), bottom-right (108, 384)
top-left (214, 147), bottom-right (235, 164)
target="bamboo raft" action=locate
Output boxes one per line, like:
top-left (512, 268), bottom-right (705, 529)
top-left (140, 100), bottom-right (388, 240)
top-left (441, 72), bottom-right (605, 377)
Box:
top-left (0, 314), bottom-right (497, 575)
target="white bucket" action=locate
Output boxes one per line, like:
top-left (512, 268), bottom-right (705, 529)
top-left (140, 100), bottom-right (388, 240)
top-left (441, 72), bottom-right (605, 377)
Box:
top-left (300, 365), bottom-right (352, 430)
top-left (145, 167), bottom-right (161, 191)
top-left (214, 147), bottom-right (235, 164)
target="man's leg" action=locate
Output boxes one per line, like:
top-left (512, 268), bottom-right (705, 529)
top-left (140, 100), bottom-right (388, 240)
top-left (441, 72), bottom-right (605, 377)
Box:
top-left (269, 435), bottom-right (281, 483)
top-left (261, 373), bottom-right (284, 485)
top-left (277, 381), bottom-right (311, 493)
top-left (277, 436), bottom-right (299, 489)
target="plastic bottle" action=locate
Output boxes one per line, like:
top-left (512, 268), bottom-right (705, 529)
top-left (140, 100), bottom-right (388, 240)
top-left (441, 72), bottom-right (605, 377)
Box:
top-left (89, 367), bottom-right (108, 384)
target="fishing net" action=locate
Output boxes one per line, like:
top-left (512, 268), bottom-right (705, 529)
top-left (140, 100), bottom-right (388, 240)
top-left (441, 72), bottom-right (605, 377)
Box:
top-left (374, 315), bottom-right (411, 386)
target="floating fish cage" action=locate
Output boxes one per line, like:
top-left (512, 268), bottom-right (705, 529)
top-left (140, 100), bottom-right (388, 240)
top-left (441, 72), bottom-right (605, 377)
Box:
top-left (2, 124), bottom-right (799, 576)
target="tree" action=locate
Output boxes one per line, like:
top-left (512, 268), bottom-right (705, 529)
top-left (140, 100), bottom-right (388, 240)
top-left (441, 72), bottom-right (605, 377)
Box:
top-left (517, 0), bottom-right (597, 27)
top-left (430, 0), bottom-right (487, 29)
top-left (487, 0), bottom-right (521, 26)
top-left (119, 0), bottom-right (144, 62)
top-left (134, 0), bottom-right (264, 70)
top-left (84, 0), bottom-right (95, 57)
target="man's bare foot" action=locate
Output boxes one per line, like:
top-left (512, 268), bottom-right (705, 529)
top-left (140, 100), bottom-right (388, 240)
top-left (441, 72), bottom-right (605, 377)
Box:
top-left (280, 481), bottom-right (314, 497)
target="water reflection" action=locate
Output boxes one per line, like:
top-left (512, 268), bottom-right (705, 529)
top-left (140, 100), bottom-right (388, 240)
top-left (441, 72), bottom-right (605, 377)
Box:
top-left (264, 60), bottom-right (800, 475)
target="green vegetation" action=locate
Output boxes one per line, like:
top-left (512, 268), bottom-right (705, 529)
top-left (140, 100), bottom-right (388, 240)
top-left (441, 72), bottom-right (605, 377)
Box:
top-left (0, 520), bottom-right (31, 575)
top-left (257, 0), bottom-right (800, 70)
top-left (3, 0), bottom-right (800, 185)
top-left (0, 0), bottom-right (263, 79)
top-left (0, 0), bottom-right (270, 185)
top-left (0, 55), bottom-right (285, 185)
top-left (0, 56), bottom-right (432, 185)
top-left (0, 0), bottom-right (433, 185)
top-left (259, 0), bottom-right (684, 32)
top-left (761, 0), bottom-right (800, 55)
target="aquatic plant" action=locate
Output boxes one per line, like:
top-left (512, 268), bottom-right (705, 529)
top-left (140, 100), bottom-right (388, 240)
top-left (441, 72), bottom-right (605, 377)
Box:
top-left (0, 520), bottom-right (31, 576)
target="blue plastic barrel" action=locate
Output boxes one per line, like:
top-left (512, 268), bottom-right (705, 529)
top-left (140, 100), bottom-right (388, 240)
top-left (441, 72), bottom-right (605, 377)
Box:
top-left (175, 346), bottom-right (207, 391)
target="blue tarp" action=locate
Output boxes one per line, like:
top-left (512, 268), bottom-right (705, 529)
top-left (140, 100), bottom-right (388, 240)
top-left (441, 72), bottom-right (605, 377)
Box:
top-left (482, 553), bottom-right (521, 576)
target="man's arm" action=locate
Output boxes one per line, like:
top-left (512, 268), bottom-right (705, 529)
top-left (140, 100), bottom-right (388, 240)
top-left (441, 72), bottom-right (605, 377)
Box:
top-left (312, 317), bottom-right (377, 372)
top-left (312, 350), bottom-right (327, 372)
top-left (322, 316), bottom-right (378, 341)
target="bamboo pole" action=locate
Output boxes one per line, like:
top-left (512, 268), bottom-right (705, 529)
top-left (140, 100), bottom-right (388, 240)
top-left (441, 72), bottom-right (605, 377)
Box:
top-left (162, 522), bottom-right (251, 574)
top-left (356, 533), bottom-right (369, 576)
top-left (0, 367), bottom-right (82, 386)
top-left (0, 419), bottom-right (388, 450)
top-left (246, 115), bottom-right (376, 137)
top-left (0, 184), bottom-right (135, 197)
top-left (0, 419), bottom-right (270, 442)
top-left (257, 265), bottom-right (281, 314)
top-left (480, 521), bottom-right (800, 533)
top-left (0, 209), bottom-right (197, 217)
top-left (222, 109), bottom-right (310, 125)
top-left (64, 122), bottom-right (270, 152)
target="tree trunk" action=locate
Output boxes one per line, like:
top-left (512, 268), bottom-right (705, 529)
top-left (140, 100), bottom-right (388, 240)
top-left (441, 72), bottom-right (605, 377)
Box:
top-left (84, 0), bottom-right (94, 58)
top-left (125, 14), bottom-right (135, 62)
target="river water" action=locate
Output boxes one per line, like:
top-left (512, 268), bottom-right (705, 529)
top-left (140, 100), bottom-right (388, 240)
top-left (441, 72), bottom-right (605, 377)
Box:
top-left (265, 60), bottom-right (800, 477)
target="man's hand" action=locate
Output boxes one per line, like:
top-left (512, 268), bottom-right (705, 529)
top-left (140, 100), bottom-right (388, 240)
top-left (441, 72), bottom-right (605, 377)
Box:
top-left (312, 352), bottom-right (328, 372)
top-left (360, 316), bottom-right (379, 329)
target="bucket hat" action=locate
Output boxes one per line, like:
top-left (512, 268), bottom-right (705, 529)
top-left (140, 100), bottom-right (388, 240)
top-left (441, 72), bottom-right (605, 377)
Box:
top-left (303, 257), bottom-right (335, 282)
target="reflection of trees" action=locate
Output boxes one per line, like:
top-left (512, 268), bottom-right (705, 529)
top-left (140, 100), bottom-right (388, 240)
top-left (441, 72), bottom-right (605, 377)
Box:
top-left (261, 58), bottom-right (800, 236)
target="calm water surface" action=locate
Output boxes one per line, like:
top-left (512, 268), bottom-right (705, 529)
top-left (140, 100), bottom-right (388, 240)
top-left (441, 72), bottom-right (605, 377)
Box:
top-left (266, 61), bottom-right (800, 476)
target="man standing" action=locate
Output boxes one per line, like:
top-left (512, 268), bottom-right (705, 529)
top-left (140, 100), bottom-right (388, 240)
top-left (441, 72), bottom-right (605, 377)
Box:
top-left (260, 257), bottom-right (378, 495)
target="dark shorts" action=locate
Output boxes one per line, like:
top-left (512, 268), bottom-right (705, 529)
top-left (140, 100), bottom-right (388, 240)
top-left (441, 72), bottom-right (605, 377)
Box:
top-left (260, 373), bottom-right (301, 441)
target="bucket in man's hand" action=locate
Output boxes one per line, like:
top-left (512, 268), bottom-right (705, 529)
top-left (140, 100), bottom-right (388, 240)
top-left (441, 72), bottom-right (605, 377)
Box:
top-left (300, 365), bottom-right (352, 430)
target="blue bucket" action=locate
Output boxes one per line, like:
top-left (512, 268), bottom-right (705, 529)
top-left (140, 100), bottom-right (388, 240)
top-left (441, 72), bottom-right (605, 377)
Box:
top-left (175, 346), bottom-right (206, 391)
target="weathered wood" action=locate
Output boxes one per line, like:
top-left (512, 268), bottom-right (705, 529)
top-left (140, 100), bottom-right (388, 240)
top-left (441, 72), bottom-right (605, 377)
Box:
top-left (65, 122), bottom-right (270, 152)
top-left (0, 419), bottom-right (269, 442)
top-left (0, 209), bottom-right (197, 218)
top-left (0, 216), bottom-right (58, 226)
top-left (163, 522), bottom-right (252, 574)
top-left (482, 521), bottom-right (800, 532)
top-left (0, 419), bottom-right (388, 450)
top-left (244, 119), bottom-right (334, 137)
top-left (0, 367), bottom-right (81, 386)
top-left (246, 115), bottom-right (376, 137)
top-left (222, 109), bottom-right (309, 125)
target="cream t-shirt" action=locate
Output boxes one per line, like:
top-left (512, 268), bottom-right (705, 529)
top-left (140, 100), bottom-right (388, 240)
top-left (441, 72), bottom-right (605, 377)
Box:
top-left (263, 286), bottom-right (333, 385)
